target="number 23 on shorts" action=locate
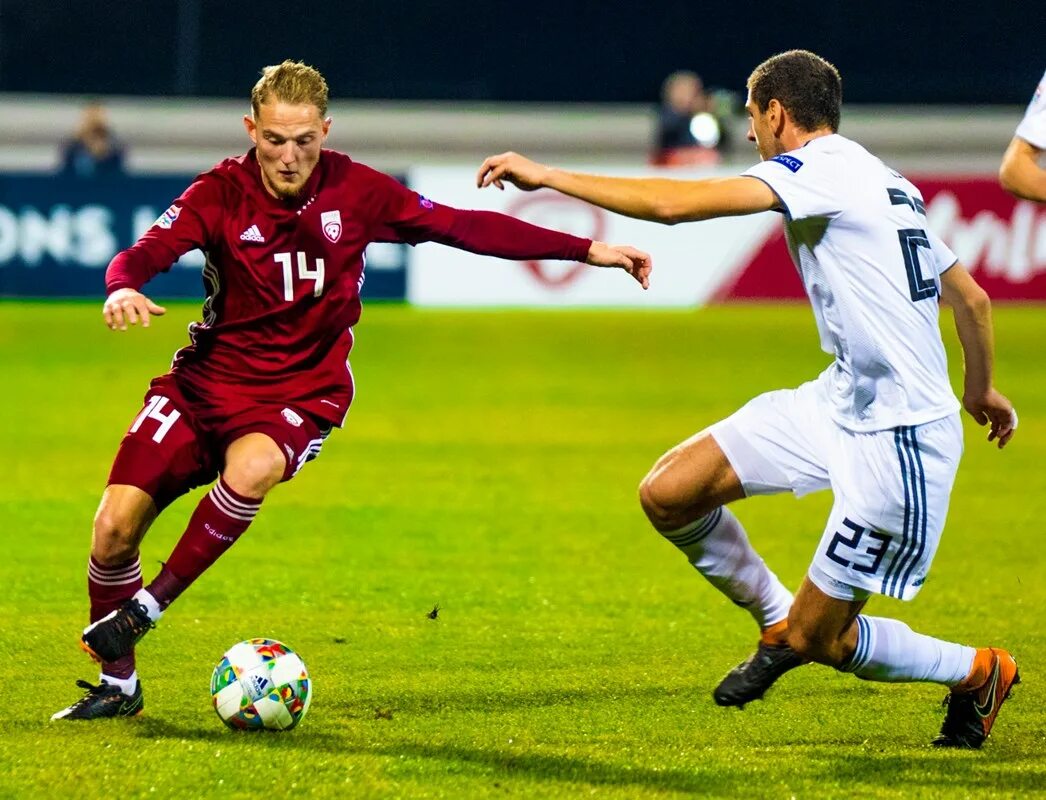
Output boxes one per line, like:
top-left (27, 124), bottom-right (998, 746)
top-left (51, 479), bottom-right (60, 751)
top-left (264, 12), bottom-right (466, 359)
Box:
top-left (825, 517), bottom-right (892, 575)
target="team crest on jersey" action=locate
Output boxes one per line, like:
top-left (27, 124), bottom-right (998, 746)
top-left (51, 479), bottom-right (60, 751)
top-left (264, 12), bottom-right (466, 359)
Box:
top-left (154, 205), bottom-right (181, 229)
top-left (320, 210), bottom-right (342, 243)
top-left (770, 155), bottom-right (804, 173)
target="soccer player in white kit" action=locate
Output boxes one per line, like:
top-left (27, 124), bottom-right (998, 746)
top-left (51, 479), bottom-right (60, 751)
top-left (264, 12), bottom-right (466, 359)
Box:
top-left (477, 49), bottom-right (1020, 748)
top-left (1000, 69), bottom-right (1046, 202)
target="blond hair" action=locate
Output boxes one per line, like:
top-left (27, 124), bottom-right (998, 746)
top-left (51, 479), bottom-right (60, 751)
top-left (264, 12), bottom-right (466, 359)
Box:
top-left (251, 60), bottom-right (329, 117)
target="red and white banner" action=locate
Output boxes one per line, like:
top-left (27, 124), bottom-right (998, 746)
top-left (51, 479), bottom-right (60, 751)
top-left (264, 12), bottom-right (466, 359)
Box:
top-left (716, 176), bottom-right (1046, 301)
top-left (408, 168), bottom-right (1046, 306)
top-left (409, 166), bottom-right (776, 307)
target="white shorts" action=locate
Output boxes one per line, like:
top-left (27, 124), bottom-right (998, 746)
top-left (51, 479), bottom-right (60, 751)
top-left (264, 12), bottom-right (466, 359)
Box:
top-left (709, 377), bottom-right (963, 602)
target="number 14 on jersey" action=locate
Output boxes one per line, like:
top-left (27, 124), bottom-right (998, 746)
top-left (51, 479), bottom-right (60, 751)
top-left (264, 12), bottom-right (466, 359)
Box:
top-left (275, 251), bottom-right (325, 301)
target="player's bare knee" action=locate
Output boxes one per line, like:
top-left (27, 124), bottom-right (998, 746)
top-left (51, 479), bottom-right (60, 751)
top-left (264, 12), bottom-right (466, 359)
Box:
top-left (223, 452), bottom-right (285, 498)
top-left (638, 473), bottom-right (676, 528)
top-left (91, 508), bottom-right (141, 565)
top-left (639, 470), bottom-right (713, 531)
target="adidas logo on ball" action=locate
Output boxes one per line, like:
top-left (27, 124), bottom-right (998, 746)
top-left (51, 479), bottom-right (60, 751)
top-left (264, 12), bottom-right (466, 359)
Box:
top-left (244, 673), bottom-right (273, 701)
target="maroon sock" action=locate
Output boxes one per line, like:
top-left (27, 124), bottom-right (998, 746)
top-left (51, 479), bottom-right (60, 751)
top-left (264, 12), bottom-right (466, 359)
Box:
top-left (146, 478), bottom-right (261, 609)
top-left (88, 555), bottom-right (142, 680)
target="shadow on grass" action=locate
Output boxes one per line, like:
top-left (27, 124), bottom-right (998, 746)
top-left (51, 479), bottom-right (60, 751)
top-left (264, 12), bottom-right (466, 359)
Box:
top-left (136, 717), bottom-right (760, 796)
top-left (351, 682), bottom-right (686, 716)
top-left (809, 751), bottom-right (1046, 796)
top-left (135, 717), bottom-right (229, 743)
top-left (340, 739), bottom-right (1046, 796)
top-left (133, 687), bottom-right (1044, 797)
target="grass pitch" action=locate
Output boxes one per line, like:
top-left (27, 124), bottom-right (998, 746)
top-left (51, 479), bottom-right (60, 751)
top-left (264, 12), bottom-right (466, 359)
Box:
top-left (0, 301), bottom-right (1043, 799)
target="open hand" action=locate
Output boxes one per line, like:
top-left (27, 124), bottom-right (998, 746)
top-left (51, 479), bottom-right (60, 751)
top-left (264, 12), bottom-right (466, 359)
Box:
top-left (103, 288), bottom-right (166, 331)
top-left (476, 152), bottom-right (550, 192)
top-left (586, 242), bottom-right (652, 289)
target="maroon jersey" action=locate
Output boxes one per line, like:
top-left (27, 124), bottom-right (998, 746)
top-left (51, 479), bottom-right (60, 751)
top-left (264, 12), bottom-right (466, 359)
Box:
top-left (106, 149), bottom-right (591, 425)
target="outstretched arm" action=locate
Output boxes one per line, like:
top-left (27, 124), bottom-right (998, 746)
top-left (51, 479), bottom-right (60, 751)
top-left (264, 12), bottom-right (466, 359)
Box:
top-left (476, 151), bottom-right (780, 224)
top-left (386, 200), bottom-right (651, 288)
top-left (999, 136), bottom-right (1046, 202)
top-left (939, 263), bottom-right (1016, 448)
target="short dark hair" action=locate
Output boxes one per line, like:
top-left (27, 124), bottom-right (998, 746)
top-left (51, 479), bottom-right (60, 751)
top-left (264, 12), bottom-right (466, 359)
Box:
top-left (747, 50), bottom-right (842, 133)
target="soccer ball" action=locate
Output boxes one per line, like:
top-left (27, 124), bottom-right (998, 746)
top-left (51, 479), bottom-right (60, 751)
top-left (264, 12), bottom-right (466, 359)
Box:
top-left (210, 638), bottom-right (312, 731)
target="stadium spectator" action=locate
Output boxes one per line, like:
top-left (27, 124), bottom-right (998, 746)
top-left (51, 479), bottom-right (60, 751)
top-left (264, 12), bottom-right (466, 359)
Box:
top-left (999, 69), bottom-right (1046, 202)
top-left (479, 49), bottom-right (1019, 749)
top-left (51, 60), bottom-right (651, 721)
top-left (652, 71), bottom-right (727, 167)
top-left (59, 103), bottom-right (127, 178)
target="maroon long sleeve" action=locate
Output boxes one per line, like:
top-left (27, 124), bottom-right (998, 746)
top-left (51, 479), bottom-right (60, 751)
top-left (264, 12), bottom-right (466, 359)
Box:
top-left (106, 180), bottom-right (220, 293)
top-left (383, 201), bottom-right (592, 263)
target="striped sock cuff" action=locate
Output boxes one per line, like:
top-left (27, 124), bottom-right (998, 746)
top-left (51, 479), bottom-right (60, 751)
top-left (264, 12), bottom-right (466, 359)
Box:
top-left (209, 479), bottom-right (262, 522)
top-left (661, 507), bottom-right (724, 548)
top-left (88, 555), bottom-right (142, 586)
top-left (842, 615), bottom-right (875, 673)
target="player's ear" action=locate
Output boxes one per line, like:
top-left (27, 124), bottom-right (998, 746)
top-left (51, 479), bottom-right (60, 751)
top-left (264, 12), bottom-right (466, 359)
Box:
top-left (767, 99), bottom-right (786, 136)
top-left (322, 117), bottom-right (332, 139)
top-left (243, 114), bottom-right (258, 144)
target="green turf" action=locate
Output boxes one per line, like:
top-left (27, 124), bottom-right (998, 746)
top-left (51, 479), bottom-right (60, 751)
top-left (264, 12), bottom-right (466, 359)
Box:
top-left (0, 300), bottom-right (1043, 799)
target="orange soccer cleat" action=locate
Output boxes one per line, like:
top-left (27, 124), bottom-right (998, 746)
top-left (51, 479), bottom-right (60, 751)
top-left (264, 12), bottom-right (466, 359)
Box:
top-left (932, 647), bottom-right (1020, 749)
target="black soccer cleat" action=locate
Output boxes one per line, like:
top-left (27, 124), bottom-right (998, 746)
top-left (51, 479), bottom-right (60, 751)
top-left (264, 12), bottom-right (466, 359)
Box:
top-left (80, 598), bottom-right (155, 663)
top-left (932, 648), bottom-right (1020, 749)
top-left (713, 641), bottom-right (807, 707)
top-left (50, 679), bottom-right (144, 720)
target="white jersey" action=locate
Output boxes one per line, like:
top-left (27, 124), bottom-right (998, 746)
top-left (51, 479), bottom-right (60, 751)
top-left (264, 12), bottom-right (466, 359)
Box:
top-left (744, 134), bottom-right (960, 432)
top-left (1015, 69), bottom-right (1046, 148)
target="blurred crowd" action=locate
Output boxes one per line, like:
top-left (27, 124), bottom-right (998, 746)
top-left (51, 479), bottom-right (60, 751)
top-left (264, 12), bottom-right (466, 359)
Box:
top-left (653, 71), bottom-right (735, 167)
top-left (59, 103), bottom-right (126, 178)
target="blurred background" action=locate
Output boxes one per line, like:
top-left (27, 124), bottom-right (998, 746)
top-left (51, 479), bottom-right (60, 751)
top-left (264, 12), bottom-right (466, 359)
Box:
top-left (0, 0), bottom-right (1042, 303)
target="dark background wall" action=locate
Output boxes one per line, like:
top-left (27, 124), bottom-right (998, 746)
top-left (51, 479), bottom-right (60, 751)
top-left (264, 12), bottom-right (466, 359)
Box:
top-left (3, 0), bottom-right (1040, 103)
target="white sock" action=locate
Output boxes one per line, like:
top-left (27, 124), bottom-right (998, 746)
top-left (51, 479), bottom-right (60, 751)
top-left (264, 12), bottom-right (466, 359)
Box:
top-left (661, 507), bottom-right (793, 629)
top-left (844, 615), bottom-right (975, 685)
top-left (100, 670), bottom-right (138, 696)
top-left (133, 588), bottom-right (163, 623)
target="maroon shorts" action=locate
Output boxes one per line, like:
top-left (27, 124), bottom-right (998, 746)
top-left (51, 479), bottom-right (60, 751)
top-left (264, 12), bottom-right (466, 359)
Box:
top-left (107, 374), bottom-right (332, 510)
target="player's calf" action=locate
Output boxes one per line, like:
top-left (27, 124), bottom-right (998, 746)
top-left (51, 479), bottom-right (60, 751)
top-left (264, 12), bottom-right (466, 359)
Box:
top-left (785, 625), bottom-right (854, 668)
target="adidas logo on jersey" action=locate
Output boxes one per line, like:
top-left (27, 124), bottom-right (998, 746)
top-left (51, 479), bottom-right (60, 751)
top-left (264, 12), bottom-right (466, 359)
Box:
top-left (239, 224), bottom-right (265, 243)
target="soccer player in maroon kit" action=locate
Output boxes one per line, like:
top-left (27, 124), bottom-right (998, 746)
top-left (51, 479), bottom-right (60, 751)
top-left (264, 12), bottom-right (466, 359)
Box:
top-left (52, 60), bottom-right (652, 720)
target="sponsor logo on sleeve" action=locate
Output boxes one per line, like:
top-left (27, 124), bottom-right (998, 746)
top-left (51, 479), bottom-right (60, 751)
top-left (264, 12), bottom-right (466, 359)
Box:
top-left (320, 210), bottom-right (342, 243)
top-left (418, 195), bottom-right (434, 210)
top-left (770, 155), bottom-right (804, 173)
top-left (154, 205), bottom-right (182, 229)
